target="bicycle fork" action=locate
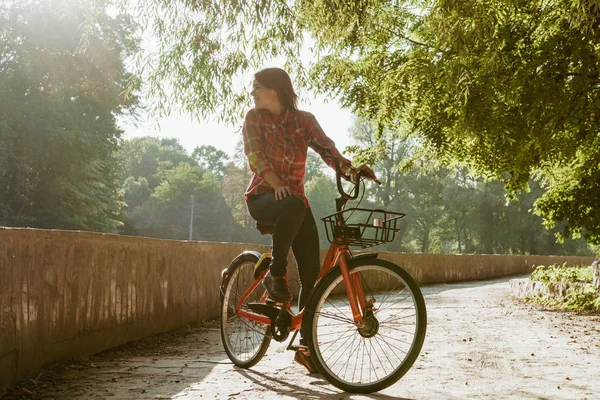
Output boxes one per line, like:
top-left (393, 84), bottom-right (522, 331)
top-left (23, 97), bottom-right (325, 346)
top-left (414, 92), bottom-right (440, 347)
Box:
top-left (337, 247), bottom-right (368, 328)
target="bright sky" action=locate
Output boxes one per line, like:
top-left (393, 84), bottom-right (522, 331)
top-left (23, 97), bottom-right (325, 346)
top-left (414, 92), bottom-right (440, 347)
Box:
top-left (117, 93), bottom-right (354, 158)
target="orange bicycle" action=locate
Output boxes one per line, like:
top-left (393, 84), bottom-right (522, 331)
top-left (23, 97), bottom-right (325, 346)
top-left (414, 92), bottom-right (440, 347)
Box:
top-left (219, 160), bottom-right (426, 393)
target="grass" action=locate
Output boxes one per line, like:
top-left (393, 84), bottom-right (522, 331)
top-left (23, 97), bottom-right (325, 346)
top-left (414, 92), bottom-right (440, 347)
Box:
top-left (530, 263), bottom-right (593, 283)
top-left (528, 263), bottom-right (599, 313)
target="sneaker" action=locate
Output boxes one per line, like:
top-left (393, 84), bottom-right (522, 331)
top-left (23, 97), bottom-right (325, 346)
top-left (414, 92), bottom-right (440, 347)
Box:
top-left (262, 272), bottom-right (293, 303)
top-left (294, 349), bottom-right (319, 374)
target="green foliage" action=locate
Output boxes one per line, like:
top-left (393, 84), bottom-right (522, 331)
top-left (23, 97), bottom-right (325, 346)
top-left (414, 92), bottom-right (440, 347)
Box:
top-left (0, 0), bottom-right (138, 232)
top-left (305, 174), bottom-right (338, 248)
top-left (118, 136), bottom-right (268, 244)
top-left (192, 145), bottom-right (230, 177)
top-left (130, 0), bottom-right (600, 246)
top-left (118, 137), bottom-right (196, 188)
top-left (531, 285), bottom-right (600, 313)
top-left (152, 163), bottom-right (205, 204)
top-left (529, 263), bottom-right (598, 312)
top-left (122, 177), bottom-right (152, 210)
top-left (534, 147), bottom-right (600, 244)
top-left (304, 151), bottom-right (326, 181)
top-left (305, 0), bottom-right (600, 245)
top-left (530, 263), bottom-right (593, 284)
top-left (124, 160), bottom-right (231, 240)
top-left (220, 158), bottom-right (251, 222)
top-left (128, 0), bottom-right (306, 122)
top-left (344, 117), bottom-right (592, 255)
top-left (114, 129), bottom-right (592, 253)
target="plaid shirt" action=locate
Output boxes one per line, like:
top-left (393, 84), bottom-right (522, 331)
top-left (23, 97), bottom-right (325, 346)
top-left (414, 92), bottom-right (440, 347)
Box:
top-left (243, 108), bottom-right (351, 207)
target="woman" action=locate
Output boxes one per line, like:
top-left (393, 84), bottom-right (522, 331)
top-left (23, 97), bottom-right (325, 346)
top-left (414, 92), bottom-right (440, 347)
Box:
top-left (242, 67), bottom-right (376, 373)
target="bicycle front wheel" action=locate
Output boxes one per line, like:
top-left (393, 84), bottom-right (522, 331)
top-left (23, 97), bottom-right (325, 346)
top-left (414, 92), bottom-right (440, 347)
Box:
top-left (220, 253), bottom-right (271, 368)
top-left (304, 258), bottom-right (426, 393)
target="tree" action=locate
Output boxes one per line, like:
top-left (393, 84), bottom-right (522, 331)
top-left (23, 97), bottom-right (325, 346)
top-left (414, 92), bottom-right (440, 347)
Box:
top-left (192, 145), bottom-right (229, 178)
top-left (345, 116), bottom-right (437, 253)
top-left (128, 0), bottom-right (600, 249)
top-left (118, 137), bottom-right (196, 189)
top-left (122, 176), bottom-right (152, 211)
top-left (117, 136), bottom-right (268, 243)
top-left (216, 139), bottom-right (270, 244)
top-left (305, 150), bottom-right (326, 182)
top-left (303, 0), bottom-right (600, 246)
top-left (439, 171), bottom-right (480, 253)
top-left (0, 0), bottom-right (138, 231)
top-left (344, 116), bottom-right (592, 255)
top-left (305, 174), bottom-right (338, 248)
top-left (125, 162), bottom-right (239, 240)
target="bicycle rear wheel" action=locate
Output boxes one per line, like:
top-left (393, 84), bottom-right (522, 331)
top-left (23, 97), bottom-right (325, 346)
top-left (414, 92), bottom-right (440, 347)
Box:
top-left (303, 258), bottom-right (426, 393)
top-left (220, 253), bottom-right (271, 368)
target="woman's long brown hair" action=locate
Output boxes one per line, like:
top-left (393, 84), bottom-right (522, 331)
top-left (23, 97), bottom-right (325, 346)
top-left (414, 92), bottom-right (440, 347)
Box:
top-left (254, 67), bottom-right (298, 111)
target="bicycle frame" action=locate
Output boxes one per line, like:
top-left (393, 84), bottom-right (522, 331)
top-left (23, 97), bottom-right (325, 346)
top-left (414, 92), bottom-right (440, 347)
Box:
top-left (235, 241), bottom-right (368, 332)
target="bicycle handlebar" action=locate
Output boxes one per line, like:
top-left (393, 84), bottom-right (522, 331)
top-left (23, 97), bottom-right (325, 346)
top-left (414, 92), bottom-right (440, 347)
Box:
top-left (331, 158), bottom-right (380, 202)
top-left (333, 159), bottom-right (361, 200)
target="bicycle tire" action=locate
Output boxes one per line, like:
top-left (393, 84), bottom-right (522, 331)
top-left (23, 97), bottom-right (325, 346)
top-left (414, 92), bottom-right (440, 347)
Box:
top-left (220, 252), bottom-right (271, 368)
top-left (303, 258), bottom-right (426, 393)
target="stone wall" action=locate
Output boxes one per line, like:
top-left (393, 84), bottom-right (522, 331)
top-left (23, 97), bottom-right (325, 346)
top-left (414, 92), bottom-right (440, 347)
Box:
top-left (0, 227), bottom-right (595, 389)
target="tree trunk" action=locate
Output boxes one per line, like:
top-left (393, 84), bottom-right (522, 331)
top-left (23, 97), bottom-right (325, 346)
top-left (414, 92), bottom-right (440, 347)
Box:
top-left (593, 259), bottom-right (600, 297)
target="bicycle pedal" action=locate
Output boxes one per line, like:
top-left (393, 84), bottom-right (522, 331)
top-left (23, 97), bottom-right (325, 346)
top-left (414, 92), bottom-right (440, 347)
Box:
top-left (265, 299), bottom-right (287, 307)
top-left (247, 302), bottom-right (282, 320)
top-left (288, 345), bottom-right (308, 352)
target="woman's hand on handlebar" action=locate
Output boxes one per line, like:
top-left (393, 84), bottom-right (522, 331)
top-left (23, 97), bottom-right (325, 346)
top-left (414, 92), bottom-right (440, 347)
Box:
top-left (344, 164), bottom-right (381, 184)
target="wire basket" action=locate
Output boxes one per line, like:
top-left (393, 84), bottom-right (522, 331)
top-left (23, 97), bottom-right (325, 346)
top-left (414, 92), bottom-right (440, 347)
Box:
top-left (321, 208), bottom-right (405, 249)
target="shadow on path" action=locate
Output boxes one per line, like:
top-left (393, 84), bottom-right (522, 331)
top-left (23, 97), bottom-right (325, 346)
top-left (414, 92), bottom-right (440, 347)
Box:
top-left (235, 368), bottom-right (413, 400)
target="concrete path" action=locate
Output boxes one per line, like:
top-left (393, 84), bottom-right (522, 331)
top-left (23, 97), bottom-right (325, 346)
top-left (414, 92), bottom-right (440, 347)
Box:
top-left (4, 277), bottom-right (600, 399)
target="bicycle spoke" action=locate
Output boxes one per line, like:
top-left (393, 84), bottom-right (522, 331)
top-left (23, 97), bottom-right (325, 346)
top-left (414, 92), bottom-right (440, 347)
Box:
top-left (337, 332), bottom-right (361, 379)
top-left (231, 314), bottom-right (268, 336)
top-left (374, 292), bottom-right (412, 315)
top-left (360, 337), bottom-right (366, 383)
top-left (324, 297), bottom-right (354, 323)
top-left (318, 327), bottom-right (356, 349)
top-left (322, 328), bottom-right (357, 364)
top-left (323, 328), bottom-right (359, 367)
top-left (372, 335), bottom-right (395, 375)
top-left (317, 325), bottom-right (356, 335)
top-left (358, 272), bottom-right (403, 308)
top-left (368, 337), bottom-right (380, 382)
top-left (379, 312), bottom-right (417, 325)
top-left (373, 338), bottom-right (404, 371)
top-left (375, 282), bottom-right (405, 308)
top-left (376, 332), bottom-right (414, 349)
top-left (315, 310), bottom-right (356, 325)
top-left (380, 325), bottom-right (416, 336)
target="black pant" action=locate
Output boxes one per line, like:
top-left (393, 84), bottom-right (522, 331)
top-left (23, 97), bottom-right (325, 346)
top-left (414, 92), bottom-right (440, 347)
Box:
top-left (246, 193), bottom-right (320, 310)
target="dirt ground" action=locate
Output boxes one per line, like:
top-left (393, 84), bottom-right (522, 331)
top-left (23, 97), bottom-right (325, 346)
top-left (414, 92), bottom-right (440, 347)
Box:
top-left (3, 277), bottom-right (599, 400)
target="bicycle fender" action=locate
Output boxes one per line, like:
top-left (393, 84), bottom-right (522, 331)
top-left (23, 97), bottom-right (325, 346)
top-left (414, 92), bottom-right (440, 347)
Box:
top-left (220, 251), bottom-right (262, 301)
top-left (349, 252), bottom-right (378, 262)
